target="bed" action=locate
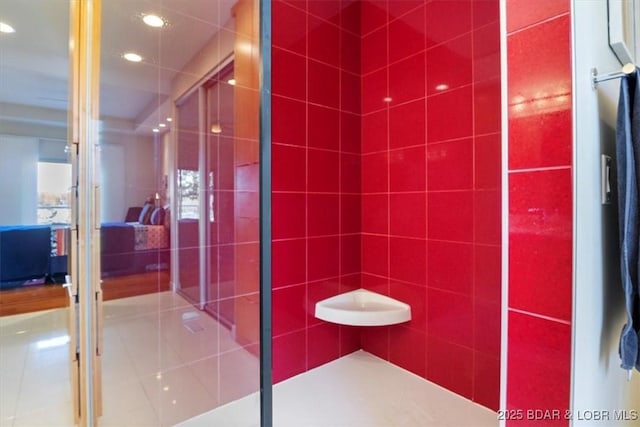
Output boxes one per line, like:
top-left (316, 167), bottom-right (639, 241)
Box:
top-left (0, 207), bottom-right (170, 289)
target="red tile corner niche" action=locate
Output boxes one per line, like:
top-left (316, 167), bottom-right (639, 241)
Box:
top-left (271, 0), bottom-right (502, 412)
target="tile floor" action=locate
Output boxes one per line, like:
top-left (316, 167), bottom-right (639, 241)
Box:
top-left (1, 291), bottom-right (497, 427)
top-left (180, 350), bottom-right (498, 427)
top-left (0, 291), bottom-right (259, 427)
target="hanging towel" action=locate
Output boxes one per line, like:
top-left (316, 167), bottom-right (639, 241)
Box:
top-left (615, 68), bottom-right (640, 372)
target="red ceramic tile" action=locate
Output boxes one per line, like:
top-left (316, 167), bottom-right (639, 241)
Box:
top-left (308, 194), bottom-right (339, 236)
top-left (308, 236), bottom-right (340, 280)
top-left (308, 323), bottom-right (341, 369)
top-left (362, 194), bottom-right (388, 234)
top-left (341, 153), bottom-right (361, 194)
top-left (390, 237), bottom-right (427, 285)
top-left (307, 279), bottom-right (341, 325)
top-left (427, 138), bottom-right (473, 191)
top-left (509, 169), bottom-right (572, 321)
top-left (361, 273), bottom-right (388, 294)
top-left (272, 48), bottom-right (306, 100)
top-left (273, 284), bottom-right (307, 336)
top-left (474, 78), bottom-right (501, 135)
top-left (389, 99), bottom-right (426, 149)
top-left (389, 193), bottom-right (426, 238)
top-left (427, 85), bottom-right (473, 143)
top-left (389, 146), bottom-right (426, 192)
top-left (278, 0), bottom-right (307, 11)
top-left (474, 244), bottom-right (501, 303)
top-left (308, 16), bottom-right (341, 66)
top-left (308, 0), bottom-right (341, 25)
top-left (272, 1), bottom-right (307, 54)
top-left (340, 30), bottom-right (361, 75)
top-left (475, 133), bottom-right (501, 190)
top-left (473, 22), bottom-right (500, 82)
top-left (272, 239), bottom-right (307, 288)
top-left (362, 152), bottom-right (389, 193)
top-left (473, 352), bottom-right (500, 411)
top-left (362, 110), bottom-right (388, 153)
top-left (474, 300), bottom-right (501, 355)
top-left (340, 324), bottom-right (361, 356)
top-left (427, 34), bottom-right (472, 95)
top-left (427, 240), bottom-right (473, 295)
top-left (507, 311), bottom-right (571, 423)
top-left (473, 0), bottom-right (499, 28)
top-left (308, 105), bottom-right (339, 151)
top-left (272, 192), bottom-right (306, 239)
top-left (340, 0), bottom-right (361, 35)
top-left (361, 234), bottom-right (389, 277)
top-left (507, 16), bottom-right (571, 169)
top-left (428, 288), bottom-right (473, 348)
top-left (427, 191), bottom-right (473, 242)
top-left (389, 52), bottom-right (426, 104)
top-left (360, 0), bottom-right (389, 36)
top-left (272, 143), bottom-right (306, 192)
top-left (308, 149), bottom-right (340, 193)
top-left (308, 60), bottom-right (340, 108)
top-left (235, 161), bottom-right (259, 192)
top-left (507, 0), bottom-right (569, 33)
top-left (341, 194), bottom-right (361, 234)
top-left (426, 0), bottom-right (472, 48)
top-left (362, 26), bottom-right (388, 74)
top-left (341, 71), bottom-right (361, 113)
top-left (340, 234), bottom-right (361, 275)
top-left (426, 335), bottom-right (473, 399)
top-left (389, 5), bottom-right (425, 64)
top-left (388, 0), bottom-right (423, 21)
top-left (273, 331), bottom-right (306, 383)
top-left (509, 109), bottom-right (572, 171)
top-left (390, 281), bottom-right (426, 332)
top-left (361, 326), bottom-right (390, 360)
top-left (272, 95), bottom-right (306, 146)
top-left (341, 112), bottom-right (361, 153)
top-left (475, 190), bottom-right (501, 245)
top-left (362, 68), bottom-right (388, 114)
top-left (390, 326), bottom-right (426, 377)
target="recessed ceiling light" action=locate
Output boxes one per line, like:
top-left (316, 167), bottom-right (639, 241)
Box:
top-left (123, 52), bottom-right (143, 62)
top-left (0, 22), bottom-right (15, 33)
top-left (166, 117), bottom-right (173, 122)
top-left (383, 97), bottom-right (392, 103)
top-left (159, 123), bottom-right (166, 128)
top-left (210, 124), bottom-right (222, 134)
top-left (435, 83), bottom-right (449, 91)
top-left (142, 14), bottom-right (166, 28)
top-left (227, 78), bottom-right (236, 86)
top-left (152, 128), bottom-right (160, 133)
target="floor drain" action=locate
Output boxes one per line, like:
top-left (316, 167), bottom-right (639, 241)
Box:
top-left (182, 311), bottom-right (204, 333)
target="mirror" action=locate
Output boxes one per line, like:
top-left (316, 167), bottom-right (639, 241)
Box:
top-left (608, 0), bottom-right (640, 65)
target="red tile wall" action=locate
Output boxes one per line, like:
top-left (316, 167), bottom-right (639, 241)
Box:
top-left (358, 0), bottom-right (501, 411)
top-left (271, 0), bottom-right (362, 384)
top-left (272, 0), bottom-right (502, 411)
top-left (506, 0), bottom-right (572, 425)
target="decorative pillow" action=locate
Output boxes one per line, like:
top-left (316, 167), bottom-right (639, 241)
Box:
top-left (150, 207), bottom-right (165, 225)
top-left (138, 203), bottom-right (153, 225)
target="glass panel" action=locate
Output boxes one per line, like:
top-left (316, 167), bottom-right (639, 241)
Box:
top-left (98, 0), bottom-right (261, 425)
top-left (0, 0), bottom-right (75, 424)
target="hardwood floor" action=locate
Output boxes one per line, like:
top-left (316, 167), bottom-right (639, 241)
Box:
top-left (0, 271), bottom-right (171, 316)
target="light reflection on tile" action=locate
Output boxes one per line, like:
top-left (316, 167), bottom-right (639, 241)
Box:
top-left (0, 291), bottom-right (260, 426)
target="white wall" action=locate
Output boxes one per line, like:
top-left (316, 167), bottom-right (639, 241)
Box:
top-left (572, 1), bottom-right (640, 424)
top-left (100, 126), bottom-right (157, 222)
top-left (0, 135), bottom-right (39, 225)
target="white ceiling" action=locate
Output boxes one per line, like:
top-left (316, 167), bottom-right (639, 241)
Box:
top-left (0, 0), bottom-right (234, 135)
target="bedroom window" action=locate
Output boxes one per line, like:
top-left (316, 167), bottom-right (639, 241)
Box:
top-left (37, 162), bottom-right (72, 225)
top-left (178, 168), bottom-right (200, 220)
